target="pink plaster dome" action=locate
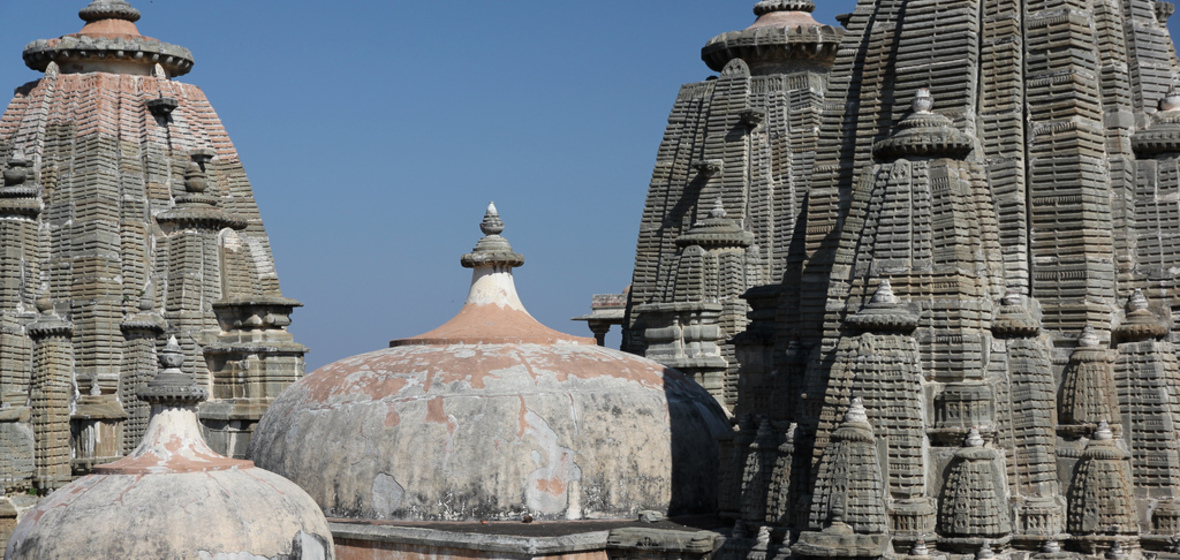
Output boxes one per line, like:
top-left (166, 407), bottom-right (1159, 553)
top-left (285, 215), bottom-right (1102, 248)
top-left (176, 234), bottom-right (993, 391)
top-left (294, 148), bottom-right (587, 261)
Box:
top-left (5, 337), bottom-right (333, 560)
top-left (248, 204), bottom-right (730, 521)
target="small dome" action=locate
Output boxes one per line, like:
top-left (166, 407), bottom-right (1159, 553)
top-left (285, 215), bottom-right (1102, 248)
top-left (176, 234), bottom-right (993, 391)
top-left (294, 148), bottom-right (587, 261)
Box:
top-left (248, 204), bottom-right (730, 521)
top-left (5, 337), bottom-right (333, 560)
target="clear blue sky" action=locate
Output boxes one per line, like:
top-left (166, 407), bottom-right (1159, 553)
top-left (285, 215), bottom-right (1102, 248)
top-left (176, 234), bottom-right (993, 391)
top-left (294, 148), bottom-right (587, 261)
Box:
top-left (2, 2), bottom-right (1177, 371)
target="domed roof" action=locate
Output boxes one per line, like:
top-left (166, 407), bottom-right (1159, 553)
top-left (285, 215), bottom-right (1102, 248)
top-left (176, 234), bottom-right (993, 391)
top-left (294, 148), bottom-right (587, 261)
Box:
top-left (5, 337), bottom-right (333, 560)
top-left (248, 204), bottom-right (730, 522)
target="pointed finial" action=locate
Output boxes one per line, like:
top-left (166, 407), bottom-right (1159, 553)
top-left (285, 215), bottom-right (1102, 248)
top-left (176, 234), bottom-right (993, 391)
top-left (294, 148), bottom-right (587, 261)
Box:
top-left (1161, 84), bottom-right (1180, 112)
top-left (966, 427), bottom-right (984, 448)
top-left (912, 88), bottom-right (934, 114)
top-left (1128, 289), bottom-right (1149, 313)
top-left (870, 279), bottom-right (898, 305)
top-left (480, 202), bottom-right (505, 236)
top-left (976, 543), bottom-right (995, 560)
top-left (755, 525), bottom-right (771, 546)
top-left (911, 540), bottom-right (930, 556)
top-left (462, 203), bottom-right (524, 269)
top-left (845, 397), bottom-right (868, 424)
top-left (159, 336), bottom-right (183, 369)
top-left (1042, 540), bottom-right (1062, 554)
top-left (1094, 420), bottom-right (1114, 441)
top-left (138, 335), bottom-right (208, 404)
top-left (709, 198), bottom-right (727, 220)
top-left (79, 0), bottom-right (141, 23)
top-left (1079, 324), bottom-right (1100, 348)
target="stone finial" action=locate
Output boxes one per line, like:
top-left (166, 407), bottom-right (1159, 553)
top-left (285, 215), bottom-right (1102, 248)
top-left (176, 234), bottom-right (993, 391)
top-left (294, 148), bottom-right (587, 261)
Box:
top-left (911, 539), bottom-right (930, 556)
top-left (976, 544), bottom-right (995, 560)
top-left (137, 336), bottom-right (208, 404)
top-left (1106, 542), bottom-right (1128, 560)
top-left (870, 279), bottom-right (897, 305)
top-left (480, 202), bottom-right (505, 236)
top-left (709, 198), bottom-right (728, 220)
top-left (755, 525), bottom-right (772, 546)
top-left (461, 202), bottom-right (525, 269)
top-left (1079, 324), bottom-right (1100, 348)
top-left (965, 427), bottom-right (984, 448)
top-left (79, 0), bottom-right (142, 23)
top-left (912, 88), bottom-right (934, 114)
top-left (1161, 85), bottom-right (1180, 112)
top-left (845, 397), bottom-right (868, 424)
top-left (1042, 540), bottom-right (1062, 553)
top-left (35, 296), bottom-right (52, 315)
top-left (1094, 420), bottom-right (1114, 441)
top-left (1128, 288), bottom-right (1149, 313)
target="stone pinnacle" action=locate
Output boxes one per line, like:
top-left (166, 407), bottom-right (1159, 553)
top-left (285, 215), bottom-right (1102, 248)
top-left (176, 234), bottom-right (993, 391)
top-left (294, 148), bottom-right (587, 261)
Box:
top-left (870, 279), bottom-right (897, 305)
top-left (912, 88), bottom-right (934, 114)
top-left (480, 202), bottom-right (505, 236)
top-left (709, 198), bottom-right (727, 219)
top-left (845, 397), bottom-right (868, 423)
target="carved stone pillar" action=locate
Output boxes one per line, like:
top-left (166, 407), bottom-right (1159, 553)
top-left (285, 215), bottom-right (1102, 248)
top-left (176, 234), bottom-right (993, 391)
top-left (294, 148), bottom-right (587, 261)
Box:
top-left (27, 298), bottom-right (74, 492)
top-left (201, 296), bottom-right (306, 458)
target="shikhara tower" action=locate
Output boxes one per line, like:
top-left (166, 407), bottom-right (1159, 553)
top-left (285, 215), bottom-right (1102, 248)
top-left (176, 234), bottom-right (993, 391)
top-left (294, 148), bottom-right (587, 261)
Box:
top-left (623, 0), bottom-right (843, 410)
top-left (628, 0), bottom-right (1180, 556)
top-left (0, 0), bottom-right (306, 494)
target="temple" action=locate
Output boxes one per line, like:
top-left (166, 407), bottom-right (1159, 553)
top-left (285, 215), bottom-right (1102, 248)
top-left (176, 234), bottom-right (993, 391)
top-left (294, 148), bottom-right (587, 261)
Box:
top-left (620, 0), bottom-right (1180, 557)
top-left (0, 0), bottom-right (306, 509)
top-left (6, 0), bottom-right (1180, 558)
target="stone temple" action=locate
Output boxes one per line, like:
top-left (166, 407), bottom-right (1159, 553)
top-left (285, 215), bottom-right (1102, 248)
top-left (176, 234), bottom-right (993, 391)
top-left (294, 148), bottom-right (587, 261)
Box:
top-left (620, 0), bottom-right (1180, 557)
top-left (0, 0), bottom-right (306, 506)
top-left (6, 0), bottom-right (1180, 558)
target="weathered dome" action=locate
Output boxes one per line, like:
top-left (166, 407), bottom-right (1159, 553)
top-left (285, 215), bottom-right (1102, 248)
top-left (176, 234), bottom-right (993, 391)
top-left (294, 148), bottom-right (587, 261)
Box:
top-left (4, 337), bottom-right (333, 560)
top-left (248, 204), bottom-right (730, 521)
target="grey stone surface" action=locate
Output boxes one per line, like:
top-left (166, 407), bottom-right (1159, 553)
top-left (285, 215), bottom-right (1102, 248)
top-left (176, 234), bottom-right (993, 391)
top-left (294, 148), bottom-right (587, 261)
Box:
top-left (626, 0), bottom-right (1180, 556)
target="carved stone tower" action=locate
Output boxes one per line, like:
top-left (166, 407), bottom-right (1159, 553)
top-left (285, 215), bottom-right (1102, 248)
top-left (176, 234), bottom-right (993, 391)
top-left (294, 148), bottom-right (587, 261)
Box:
top-left (665, 0), bottom-right (1180, 554)
top-left (0, 0), bottom-right (306, 493)
top-left (623, 0), bottom-right (843, 410)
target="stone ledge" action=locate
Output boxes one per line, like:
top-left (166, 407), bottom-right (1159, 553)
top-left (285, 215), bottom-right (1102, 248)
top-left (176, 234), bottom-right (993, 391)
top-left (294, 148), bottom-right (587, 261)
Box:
top-left (329, 521), bottom-right (611, 555)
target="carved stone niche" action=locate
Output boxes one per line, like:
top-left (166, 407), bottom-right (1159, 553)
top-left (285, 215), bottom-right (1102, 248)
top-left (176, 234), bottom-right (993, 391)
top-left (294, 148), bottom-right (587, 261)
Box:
top-left (633, 302), bottom-right (728, 406)
top-left (200, 296), bottom-right (307, 459)
top-left (929, 382), bottom-right (995, 446)
top-left (1012, 497), bottom-right (1064, 549)
top-left (889, 498), bottom-right (937, 551)
top-left (70, 396), bottom-right (126, 474)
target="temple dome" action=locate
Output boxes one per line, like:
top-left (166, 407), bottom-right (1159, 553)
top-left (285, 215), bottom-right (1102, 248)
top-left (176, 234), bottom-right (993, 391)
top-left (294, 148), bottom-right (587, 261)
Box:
top-left (4, 337), bottom-right (333, 560)
top-left (248, 204), bottom-right (730, 521)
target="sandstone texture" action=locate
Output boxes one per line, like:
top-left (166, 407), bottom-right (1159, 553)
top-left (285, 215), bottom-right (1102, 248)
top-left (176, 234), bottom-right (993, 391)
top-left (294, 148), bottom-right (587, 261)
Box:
top-left (0, 0), bottom-right (306, 501)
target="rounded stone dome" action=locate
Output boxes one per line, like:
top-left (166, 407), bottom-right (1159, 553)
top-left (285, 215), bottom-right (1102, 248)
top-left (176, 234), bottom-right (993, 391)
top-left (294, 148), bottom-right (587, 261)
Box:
top-left (5, 338), bottom-right (333, 560)
top-left (248, 204), bottom-right (730, 522)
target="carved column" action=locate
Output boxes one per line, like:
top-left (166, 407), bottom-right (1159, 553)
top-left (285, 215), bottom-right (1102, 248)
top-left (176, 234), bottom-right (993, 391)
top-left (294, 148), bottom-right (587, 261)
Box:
top-left (0, 154), bottom-right (42, 492)
top-left (118, 292), bottom-right (165, 454)
top-left (28, 298), bottom-right (74, 492)
top-left (202, 296), bottom-right (306, 458)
